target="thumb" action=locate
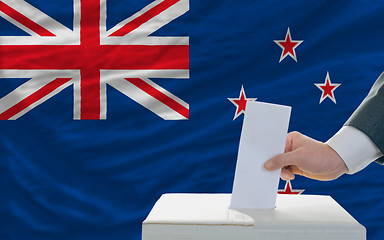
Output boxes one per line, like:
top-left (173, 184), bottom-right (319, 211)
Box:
top-left (264, 151), bottom-right (301, 171)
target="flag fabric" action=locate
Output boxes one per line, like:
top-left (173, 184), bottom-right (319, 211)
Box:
top-left (1, 0), bottom-right (384, 239)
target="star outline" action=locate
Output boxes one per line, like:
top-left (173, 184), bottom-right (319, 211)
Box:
top-left (314, 72), bottom-right (341, 104)
top-left (278, 180), bottom-right (305, 195)
top-left (274, 27), bottom-right (303, 63)
top-left (228, 85), bottom-right (257, 120)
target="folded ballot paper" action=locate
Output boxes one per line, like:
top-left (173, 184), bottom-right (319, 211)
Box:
top-left (142, 101), bottom-right (366, 240)
top-left (230, 101), bottom-right (291, 209)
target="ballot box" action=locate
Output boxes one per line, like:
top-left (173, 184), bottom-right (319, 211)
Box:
top-left (142, 194), bottom-right (366, 240)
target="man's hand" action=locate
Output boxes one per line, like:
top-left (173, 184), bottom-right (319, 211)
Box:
top-left (264, 131), bottom-right (349, 181)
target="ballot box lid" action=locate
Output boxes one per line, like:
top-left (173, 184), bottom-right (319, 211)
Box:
top-left (143, 193), bottom-right (366, 234)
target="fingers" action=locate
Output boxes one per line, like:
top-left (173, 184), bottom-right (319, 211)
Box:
top-left (265, 131), bottom-right (305, 171)
top-left (281, 167), bottom-right (295, 180)
top-left (284, 131), bottom-right (302, 152)
top-left (289, 165), bottom-right (304, 176)
top-left (264, 150), bottom-right (302, 171)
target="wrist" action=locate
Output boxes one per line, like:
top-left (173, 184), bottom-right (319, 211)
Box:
top-left (324, 143), bottom-right (348, 177)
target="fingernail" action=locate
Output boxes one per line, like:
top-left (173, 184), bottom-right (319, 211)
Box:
top-left (264, 161), bottom-right (273, 170)
top-left (281, 171), bottom-right (290, 180)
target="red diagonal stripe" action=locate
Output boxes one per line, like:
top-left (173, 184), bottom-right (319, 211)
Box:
top-left (125, 78), bottom-right (189, 119)
top-left (0, 78), bottom-right (71, 120)
top-left (109, 0), bottom-right (180, 36)
top-left (0, 1), bottom-right (56, 37)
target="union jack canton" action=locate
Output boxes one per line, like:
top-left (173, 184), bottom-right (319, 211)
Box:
top-left (0, 0), bottom-right (190, 120)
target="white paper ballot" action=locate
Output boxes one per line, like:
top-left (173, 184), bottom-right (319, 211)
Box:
top-left (230, 101), bottom-right (291, 209)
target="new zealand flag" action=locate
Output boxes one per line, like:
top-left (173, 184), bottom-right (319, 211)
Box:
top-left (1, 0), bottom-right (383, 239)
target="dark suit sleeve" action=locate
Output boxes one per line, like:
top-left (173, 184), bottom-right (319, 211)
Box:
top-left (345, 72), bottom-right (384, 165)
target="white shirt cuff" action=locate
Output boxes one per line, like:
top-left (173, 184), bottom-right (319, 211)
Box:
top-left (326, 126), bottom-right (383, 174)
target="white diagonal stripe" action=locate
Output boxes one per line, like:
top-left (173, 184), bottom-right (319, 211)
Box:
top-left (104, 0), bottom-right (189, 45)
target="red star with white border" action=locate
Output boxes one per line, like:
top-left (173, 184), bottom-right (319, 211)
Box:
top-left (278, 180), bottom-right (304, 195)
top-left (274, 27), bottom-right (303, 63)
top-left (228, 85), bottom-right (257, 120)
top-left (315, 72), bottom-right (341, 104)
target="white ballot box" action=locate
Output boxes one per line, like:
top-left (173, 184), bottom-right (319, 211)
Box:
top-left (142, 194), bottom-right (366, 240)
